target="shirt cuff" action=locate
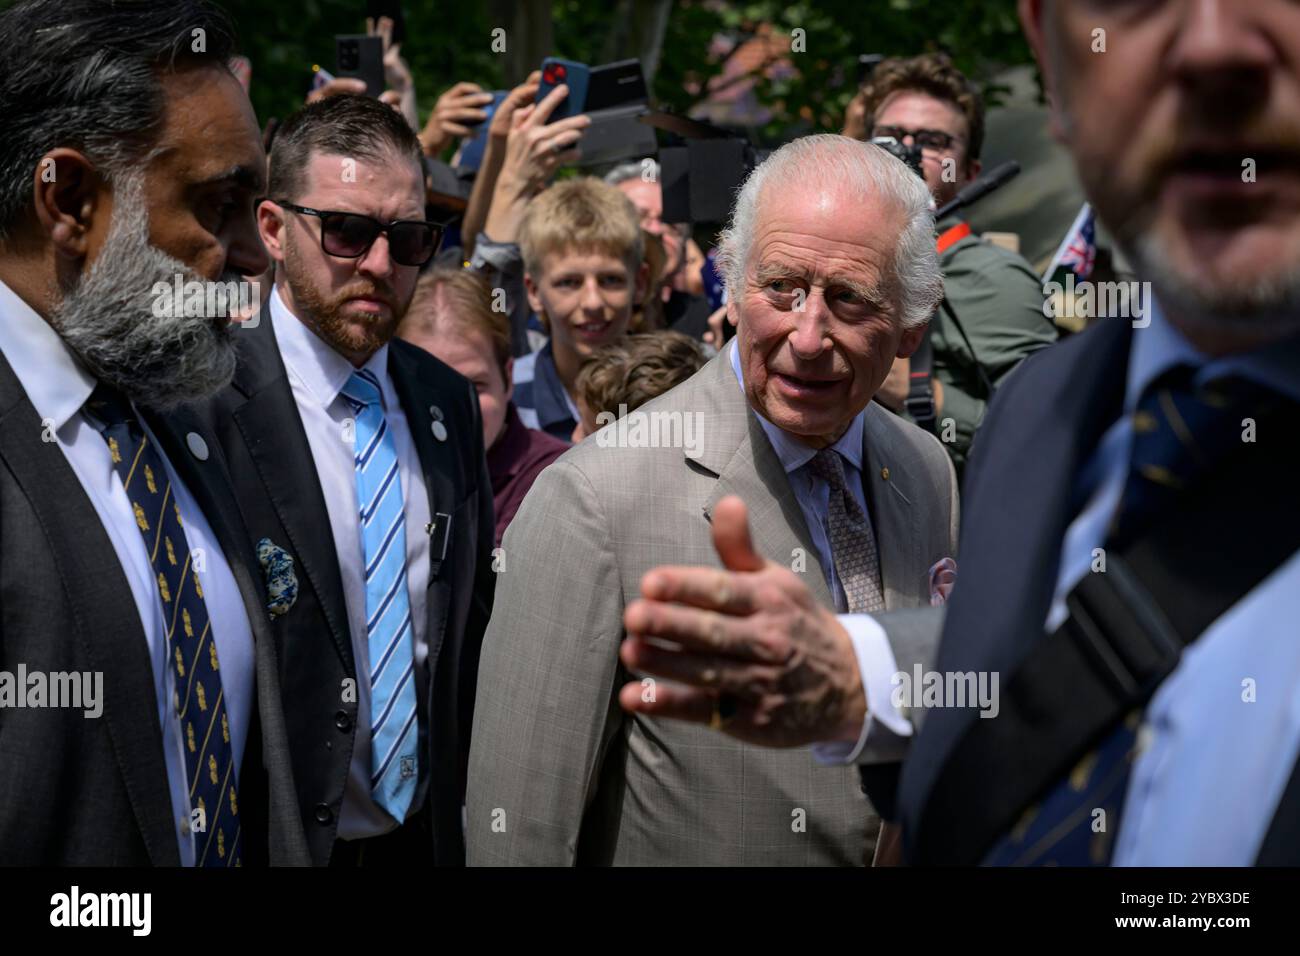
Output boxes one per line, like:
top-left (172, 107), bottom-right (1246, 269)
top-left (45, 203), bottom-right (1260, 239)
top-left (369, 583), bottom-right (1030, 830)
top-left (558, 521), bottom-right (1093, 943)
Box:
top-left (469, 234), bottom-right (522, 273)
top-left (811, 613), bottom-right (914, 765)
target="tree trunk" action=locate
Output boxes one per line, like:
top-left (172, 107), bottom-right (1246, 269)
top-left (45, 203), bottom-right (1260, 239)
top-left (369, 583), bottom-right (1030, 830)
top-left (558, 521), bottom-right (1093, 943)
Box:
top-left (490, 0), bottom-right (554, 87)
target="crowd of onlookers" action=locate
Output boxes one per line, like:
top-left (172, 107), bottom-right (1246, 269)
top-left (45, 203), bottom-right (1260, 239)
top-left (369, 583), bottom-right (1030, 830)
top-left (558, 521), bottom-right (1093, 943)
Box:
top-left (300, 21), bottom-right (1061, 545)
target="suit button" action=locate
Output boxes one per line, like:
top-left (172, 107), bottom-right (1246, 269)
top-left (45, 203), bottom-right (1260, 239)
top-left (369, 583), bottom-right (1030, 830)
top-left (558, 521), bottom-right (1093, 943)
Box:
top-left (335, 710), bottom-right (352, 732)
top-left (314, 804), bottom-right (333, 824)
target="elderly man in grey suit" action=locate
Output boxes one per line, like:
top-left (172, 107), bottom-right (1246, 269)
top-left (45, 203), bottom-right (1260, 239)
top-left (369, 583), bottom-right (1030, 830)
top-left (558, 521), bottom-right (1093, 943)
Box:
top-left (466, 134), bottom-right (957, 865)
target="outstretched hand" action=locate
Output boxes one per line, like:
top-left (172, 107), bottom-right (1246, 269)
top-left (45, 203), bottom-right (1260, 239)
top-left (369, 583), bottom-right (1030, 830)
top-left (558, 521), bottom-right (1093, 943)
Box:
top-left (618, 496), bottom-right (867, 748)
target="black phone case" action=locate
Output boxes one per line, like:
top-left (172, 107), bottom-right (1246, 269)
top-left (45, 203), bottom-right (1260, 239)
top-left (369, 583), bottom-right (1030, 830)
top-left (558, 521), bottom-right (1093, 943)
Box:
top-left (335, 34), bottom-right (385, 98)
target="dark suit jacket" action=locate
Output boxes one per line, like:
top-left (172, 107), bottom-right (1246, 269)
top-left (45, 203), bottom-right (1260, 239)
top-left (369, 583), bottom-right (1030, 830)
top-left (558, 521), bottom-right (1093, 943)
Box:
top-left (0, 350), bottom-right (311, 866)
top-left (196, 303), bottom-right (495, 866)
top-left (862, 316), bottom-right (1300, 864)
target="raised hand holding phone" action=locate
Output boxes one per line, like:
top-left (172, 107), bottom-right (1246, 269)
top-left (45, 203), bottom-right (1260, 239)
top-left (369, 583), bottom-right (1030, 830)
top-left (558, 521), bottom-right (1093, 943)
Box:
top-left (481, 84), bottom-right (591, 244)
top-left (535, 57), bottom-right (590, 122)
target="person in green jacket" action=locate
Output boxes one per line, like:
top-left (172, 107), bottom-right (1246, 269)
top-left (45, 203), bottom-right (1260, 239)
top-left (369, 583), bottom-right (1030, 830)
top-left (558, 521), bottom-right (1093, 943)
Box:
top-left (847, 53), bottom-right (1058, 477)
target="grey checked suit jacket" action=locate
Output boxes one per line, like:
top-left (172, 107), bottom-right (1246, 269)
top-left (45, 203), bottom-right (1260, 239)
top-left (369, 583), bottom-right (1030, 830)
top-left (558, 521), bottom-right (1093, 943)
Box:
top-left (466, 349), bottom-right (958, 865)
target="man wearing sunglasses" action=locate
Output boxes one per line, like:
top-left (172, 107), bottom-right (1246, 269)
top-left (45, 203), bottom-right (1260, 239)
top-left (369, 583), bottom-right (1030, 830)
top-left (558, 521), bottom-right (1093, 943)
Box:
top-left (196, 93), bottom-right (495, 866)
top-left (848, 53), bottom-right (1057, 477)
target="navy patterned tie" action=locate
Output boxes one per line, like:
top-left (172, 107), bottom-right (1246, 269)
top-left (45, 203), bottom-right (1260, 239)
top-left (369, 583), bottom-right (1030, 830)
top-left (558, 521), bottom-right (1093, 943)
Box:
top-left (86, 385), bottom-right (241, 867)
top-left (983, 367), bottom-right (1282, 865)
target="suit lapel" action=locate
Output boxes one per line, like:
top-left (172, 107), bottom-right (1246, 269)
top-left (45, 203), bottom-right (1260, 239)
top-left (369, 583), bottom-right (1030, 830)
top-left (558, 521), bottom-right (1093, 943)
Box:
top-left (0, 356), bottom-right (178, 865)
top-left (696, 352), bottom-right (834, 609)
top-left (1258, 751), bottom-right (1300, 864)
top-left (860, 406), bottom-right (923, 609)
top-left (227, 311), bottom-right (354, 676)
top-left (388, 341), bottom-right (460, 676)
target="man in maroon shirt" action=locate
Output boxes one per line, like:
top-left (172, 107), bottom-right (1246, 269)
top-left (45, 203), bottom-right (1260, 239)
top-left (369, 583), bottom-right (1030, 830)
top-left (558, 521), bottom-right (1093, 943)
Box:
top-left (400, 267), bottom-right (567, 546)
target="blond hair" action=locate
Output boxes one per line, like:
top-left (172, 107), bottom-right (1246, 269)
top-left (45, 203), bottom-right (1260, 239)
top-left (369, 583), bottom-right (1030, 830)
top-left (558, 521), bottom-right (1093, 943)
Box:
top-left (403, 266), bottom-right (511, 380)
top-left (518, 177), bottom-right (644, 278)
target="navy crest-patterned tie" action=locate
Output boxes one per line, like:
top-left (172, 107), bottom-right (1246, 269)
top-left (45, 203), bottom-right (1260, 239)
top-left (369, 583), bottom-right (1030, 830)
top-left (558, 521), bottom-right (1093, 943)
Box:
top-left (86, 385), bottom-right (241, 867)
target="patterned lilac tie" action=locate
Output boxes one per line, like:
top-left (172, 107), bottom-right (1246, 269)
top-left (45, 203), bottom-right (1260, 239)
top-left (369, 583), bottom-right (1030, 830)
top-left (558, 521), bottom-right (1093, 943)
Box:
top-left (807, 448), bottom-right (886, 613)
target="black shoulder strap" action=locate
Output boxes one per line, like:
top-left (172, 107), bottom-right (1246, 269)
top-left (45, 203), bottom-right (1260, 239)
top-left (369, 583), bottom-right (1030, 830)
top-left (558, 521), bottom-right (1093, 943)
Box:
top-left (905, 323), bottom-right (937, 431)
top-left (906, 298), bottom-right (997, 435)
top-left (939, 297), bottom-right (995, 399)
top-left (1258, 759), bottom-right (1300, 863)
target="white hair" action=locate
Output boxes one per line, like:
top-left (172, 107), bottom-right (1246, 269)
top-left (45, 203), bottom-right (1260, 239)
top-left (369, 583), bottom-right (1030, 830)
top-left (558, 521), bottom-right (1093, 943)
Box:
top-left (715, 134), bottom-right (943, 328)
top-left (604, 159), bottom-right (658, 186)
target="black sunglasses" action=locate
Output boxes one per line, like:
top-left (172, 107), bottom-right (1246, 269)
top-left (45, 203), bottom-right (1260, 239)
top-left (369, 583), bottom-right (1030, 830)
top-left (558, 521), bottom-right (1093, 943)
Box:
top-left (871, 125), bottom-right (962, 153)
top-left (273, 200), bottom-right (442, 267)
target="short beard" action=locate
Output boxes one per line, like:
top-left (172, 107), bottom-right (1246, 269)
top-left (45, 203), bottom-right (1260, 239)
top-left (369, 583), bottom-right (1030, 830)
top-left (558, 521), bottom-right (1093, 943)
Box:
top-left (1127, 231), bottom-right (1300, 342)
top-left (281, 230), bottom-right (406, 361)
top-left (49, 174), bottom-right (239, 411)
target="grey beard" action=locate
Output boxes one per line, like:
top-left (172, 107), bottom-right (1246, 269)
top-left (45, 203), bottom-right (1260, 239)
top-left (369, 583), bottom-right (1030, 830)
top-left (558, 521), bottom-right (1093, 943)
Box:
top-left (1125, 231), bottom-right (1300, 342)
top-left (49, 175), bottom-right (239, 412)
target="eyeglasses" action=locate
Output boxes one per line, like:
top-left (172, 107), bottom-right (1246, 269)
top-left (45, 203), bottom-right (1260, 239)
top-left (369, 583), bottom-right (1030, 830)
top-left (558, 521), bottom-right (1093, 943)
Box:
top-left (273, 200), bottom-right (442, 267)
top-left (871, 126), bottom-right (962, 153)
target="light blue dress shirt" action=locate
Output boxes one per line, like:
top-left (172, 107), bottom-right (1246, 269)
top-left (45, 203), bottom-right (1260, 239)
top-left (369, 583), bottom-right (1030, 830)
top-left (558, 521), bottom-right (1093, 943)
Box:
top-left (728, 340), bottom-right (871, 611)
top-left (269, 286), bottom-right (431, 840)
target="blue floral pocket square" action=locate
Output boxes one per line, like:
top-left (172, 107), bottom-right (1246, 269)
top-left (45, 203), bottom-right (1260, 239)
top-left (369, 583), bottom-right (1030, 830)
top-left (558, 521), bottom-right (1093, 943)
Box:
top-left (256, 538), bottom-right (299, 617)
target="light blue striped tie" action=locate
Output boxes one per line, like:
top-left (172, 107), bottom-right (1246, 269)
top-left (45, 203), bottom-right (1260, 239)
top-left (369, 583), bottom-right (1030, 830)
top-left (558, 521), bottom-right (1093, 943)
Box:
top-left (341, 369), bottom-right (419, 823)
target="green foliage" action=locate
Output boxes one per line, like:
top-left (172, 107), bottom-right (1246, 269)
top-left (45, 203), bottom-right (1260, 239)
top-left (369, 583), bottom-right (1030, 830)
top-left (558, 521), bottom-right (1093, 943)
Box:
top-left (654, 0), bottom-right (1033, 142)
top-left (217, 1), bottom-right (1033, 140)
top-left (222, 0), bottom-right (503, 125)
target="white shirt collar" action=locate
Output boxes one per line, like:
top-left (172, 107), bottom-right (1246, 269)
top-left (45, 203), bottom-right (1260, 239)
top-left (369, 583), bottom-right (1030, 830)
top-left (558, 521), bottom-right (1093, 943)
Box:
top-left (0, 277), bottom-right (97, 432)
top-left (270, 282), bottom-right (390, 410)
top-left (728, 338), bottom-right (865, 474)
